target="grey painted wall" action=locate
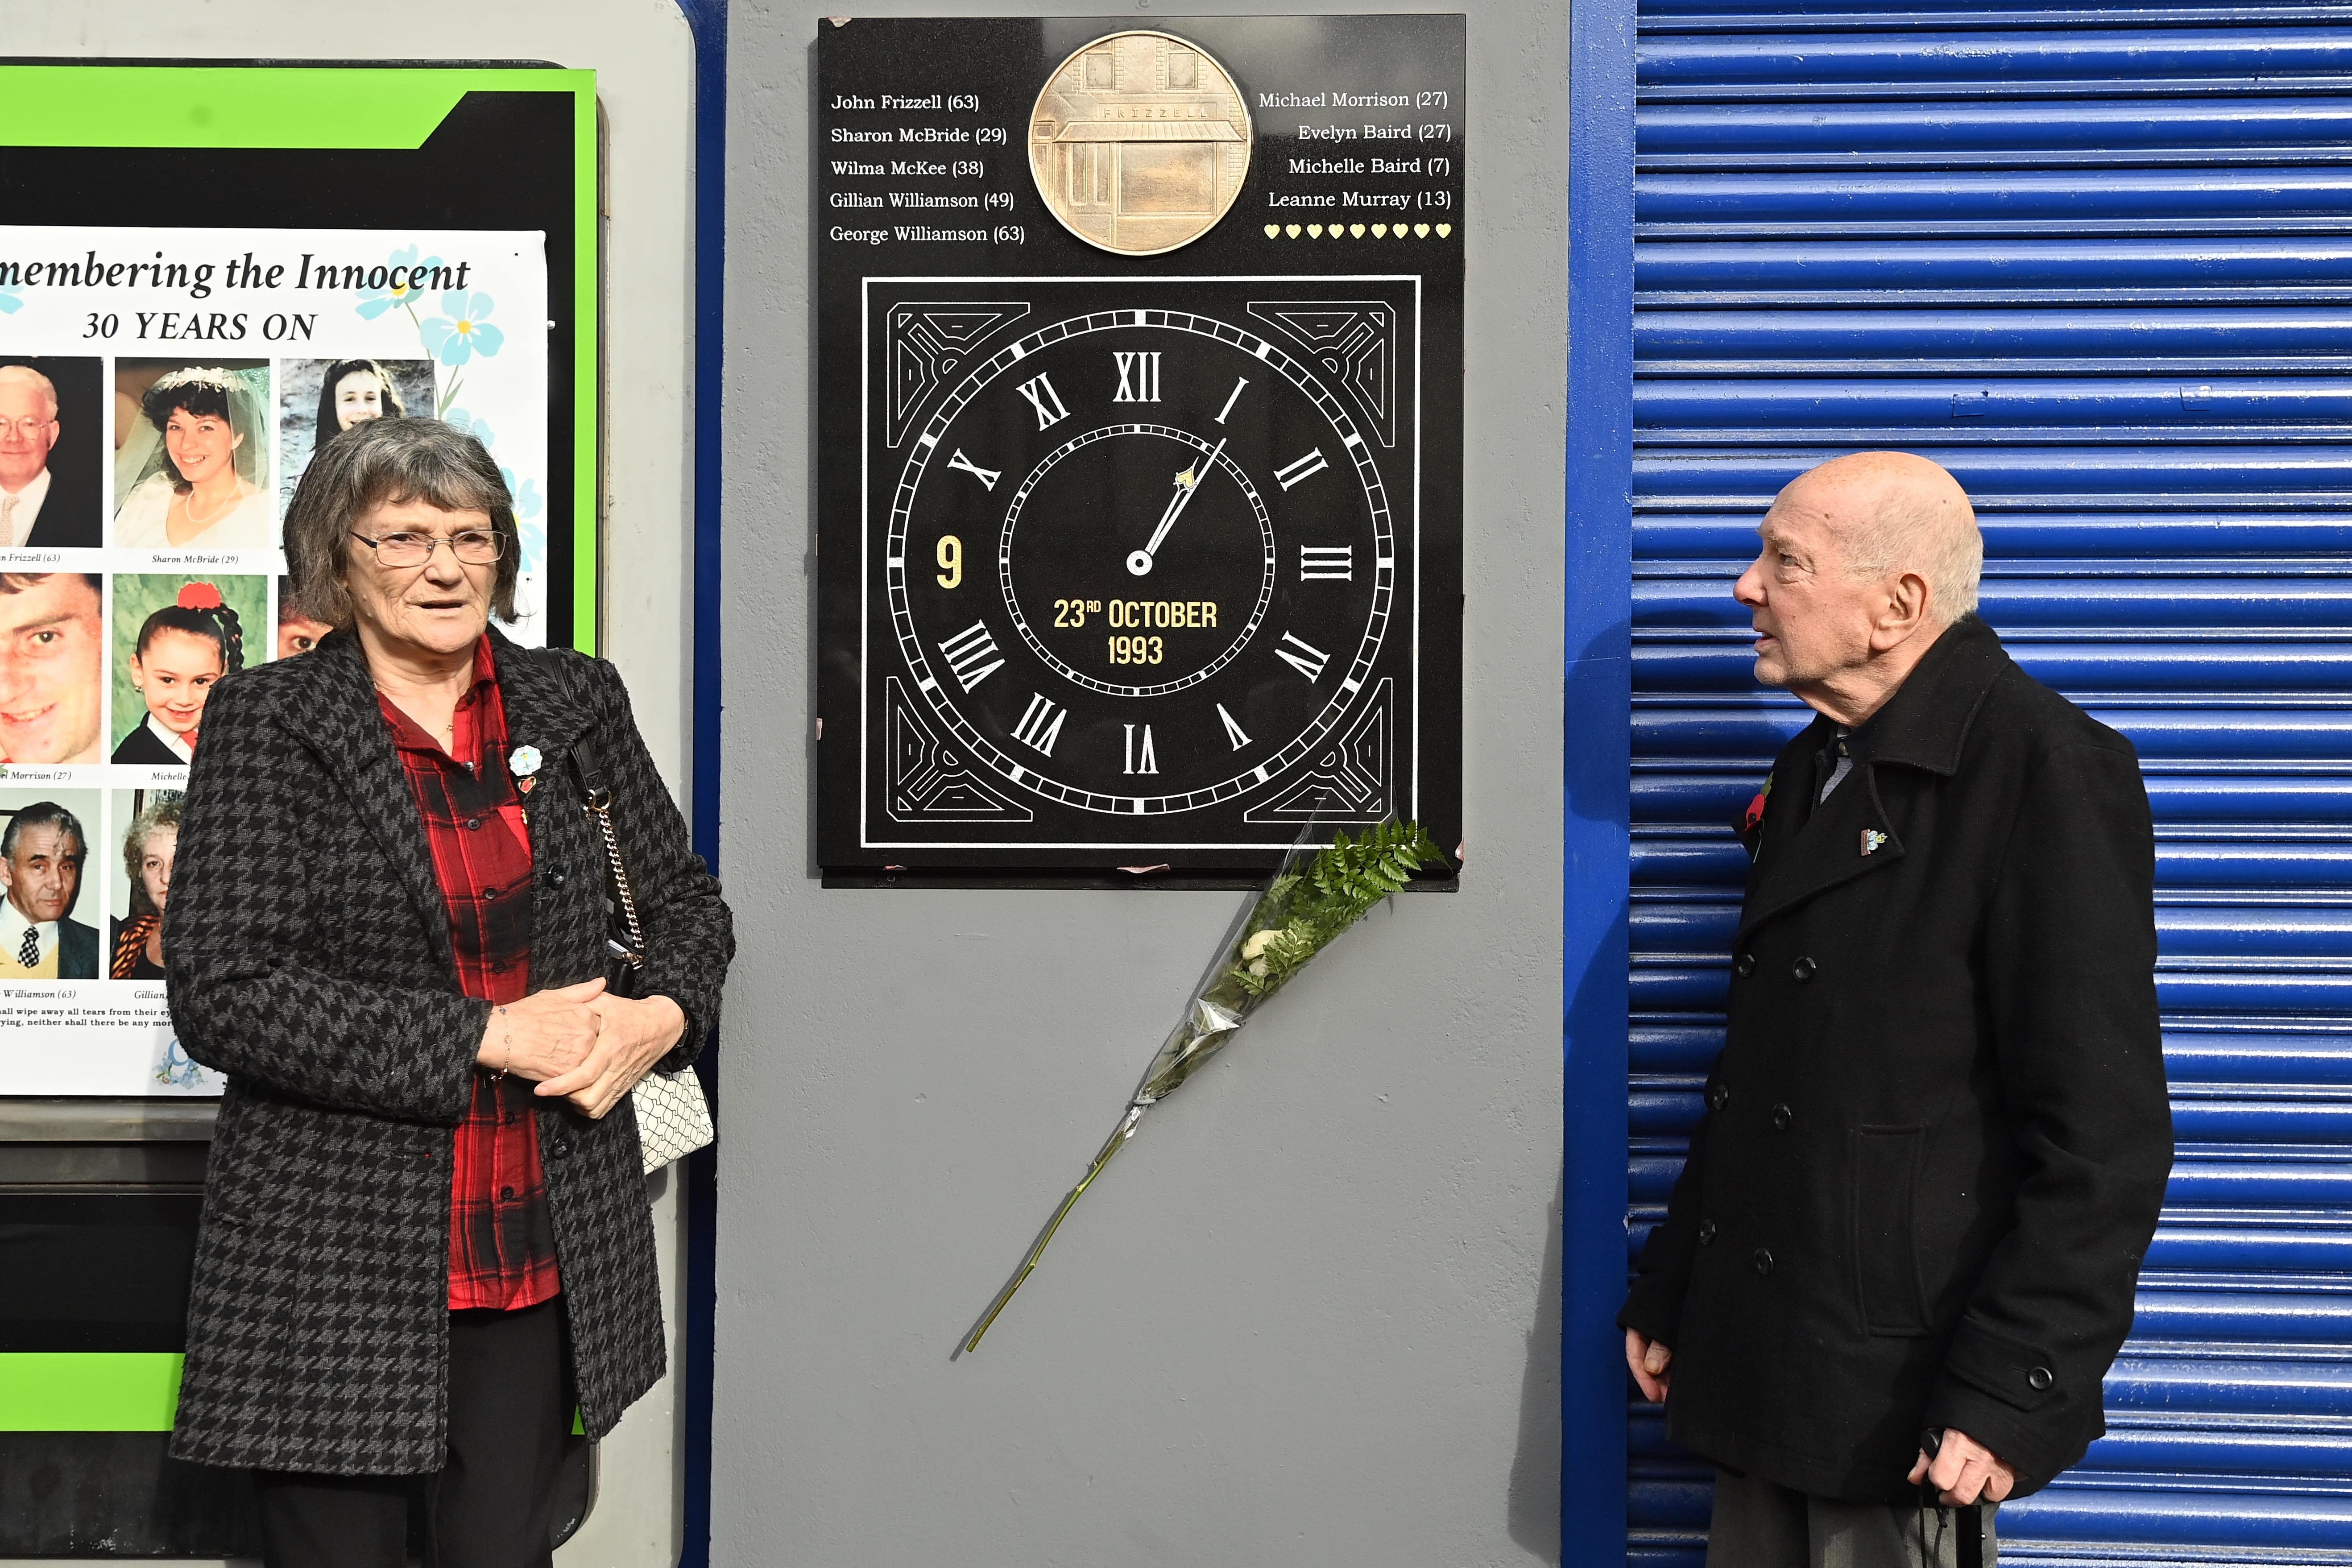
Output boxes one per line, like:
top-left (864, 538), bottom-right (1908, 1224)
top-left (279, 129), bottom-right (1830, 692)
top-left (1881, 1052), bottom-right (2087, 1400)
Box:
top-left (713, 4), bottom-right (1569, 1563)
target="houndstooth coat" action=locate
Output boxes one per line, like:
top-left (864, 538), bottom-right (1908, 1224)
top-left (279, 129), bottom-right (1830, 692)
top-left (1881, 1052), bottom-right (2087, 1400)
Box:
top-left (163, 626), bottom-right (733, 1475)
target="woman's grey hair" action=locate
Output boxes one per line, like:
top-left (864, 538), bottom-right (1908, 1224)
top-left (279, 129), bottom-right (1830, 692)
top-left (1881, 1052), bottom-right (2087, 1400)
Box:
top-left (122, 798), bottom-right (183, 918)
top-left (282, 417), bottom-right (520, 628)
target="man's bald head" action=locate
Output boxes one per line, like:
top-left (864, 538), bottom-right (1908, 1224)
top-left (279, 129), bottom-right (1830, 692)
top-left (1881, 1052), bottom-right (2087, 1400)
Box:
top-left (1736, 452), bottom-right (1985, 725)
top-left (1771, 451), bottom-right (1982, 625)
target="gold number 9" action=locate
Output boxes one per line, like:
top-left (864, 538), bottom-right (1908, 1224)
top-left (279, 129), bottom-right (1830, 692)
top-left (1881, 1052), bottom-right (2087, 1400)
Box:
top-left (936, 534), bottom-right (962, 590)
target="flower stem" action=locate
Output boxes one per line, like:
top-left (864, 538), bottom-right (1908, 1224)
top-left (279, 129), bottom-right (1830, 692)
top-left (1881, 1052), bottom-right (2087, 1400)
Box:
top-left (963, 1104), bottom-right (1145, 1353)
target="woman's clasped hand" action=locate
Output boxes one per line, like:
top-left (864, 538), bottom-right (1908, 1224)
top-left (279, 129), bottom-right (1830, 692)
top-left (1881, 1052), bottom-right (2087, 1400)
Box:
top-left (478, 978), bottom-right (688, 1120)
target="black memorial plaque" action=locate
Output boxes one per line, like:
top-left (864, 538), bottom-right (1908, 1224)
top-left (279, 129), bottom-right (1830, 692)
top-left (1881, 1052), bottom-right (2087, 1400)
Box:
top-left (816, 17), bottom-right (1465, 883)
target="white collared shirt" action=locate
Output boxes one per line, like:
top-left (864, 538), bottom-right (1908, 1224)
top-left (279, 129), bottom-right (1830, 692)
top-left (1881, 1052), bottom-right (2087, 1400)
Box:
top-left (0, 894), bottom-right (56, 970)
top-left (0, 468), bottom-right (51, 549)
top-left (143, 712), bottom-right (195, 763)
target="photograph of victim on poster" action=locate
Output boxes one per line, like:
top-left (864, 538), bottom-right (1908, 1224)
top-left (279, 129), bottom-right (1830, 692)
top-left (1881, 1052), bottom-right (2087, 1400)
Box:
top-left (0, 357), bottom-right (104, 550)
top-left (0, 789), bottom-right (100, 981)
top-left (107, 787), bottom-right (181, 983)
top-left (278, 356), bottom-right (435, 513)
top-left (277, 574), bottom-right (331, 658)
top-left (0, 569), bottom-right (103, 764)
top-left (111, 360), bottom-right (274, 551)
top-left (110, 573), bottom-right (261, 765)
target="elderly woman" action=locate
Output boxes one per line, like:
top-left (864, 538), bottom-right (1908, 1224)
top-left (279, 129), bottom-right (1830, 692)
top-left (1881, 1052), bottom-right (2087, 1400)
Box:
top-left (164, 418), bottom-right (732, 1568)
top-left (110, 797), bottom-right (179, 979)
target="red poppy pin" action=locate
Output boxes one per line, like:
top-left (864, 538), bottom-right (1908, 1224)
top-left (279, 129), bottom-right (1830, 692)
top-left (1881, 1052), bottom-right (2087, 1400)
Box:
top-left (1735, 774), bottom-right (1773, 861)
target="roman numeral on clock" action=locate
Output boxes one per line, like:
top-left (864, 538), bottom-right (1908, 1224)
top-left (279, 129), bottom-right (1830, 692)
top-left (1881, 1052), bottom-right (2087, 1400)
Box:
top-left (1274, 631), bottom-right (1330, 683)
top-left (1016, 372), bottom-right (1071, 430)
top-left (1011, 693), bottom-right (1067, 756)
top-left (1123, 723), bottom-right (1159, 775)
top-left (1215, 376), bottom-right (1249, 425)
top-left (1217, 703), bottom-right (1253, 751)
top-left (935, 620), bottom-right (1005, 692)
top-left (945, 448), bottom-right (1001, 490)
top-left (1298, 545), bottom-right (1353, 581)
top-left (1273, 448), bottom-right (1330, 490)
top-left (1112, 352), bottom-right (1161, 403)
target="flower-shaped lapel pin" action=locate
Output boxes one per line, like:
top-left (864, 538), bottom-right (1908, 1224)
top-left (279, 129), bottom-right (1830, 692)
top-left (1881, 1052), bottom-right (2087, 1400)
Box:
top-left (509, 745), bottom-right (542, 794)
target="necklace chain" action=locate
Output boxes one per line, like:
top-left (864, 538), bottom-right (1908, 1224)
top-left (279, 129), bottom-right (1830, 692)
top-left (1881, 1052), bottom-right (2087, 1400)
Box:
top-left (183, 480), bottom-right (242, 527)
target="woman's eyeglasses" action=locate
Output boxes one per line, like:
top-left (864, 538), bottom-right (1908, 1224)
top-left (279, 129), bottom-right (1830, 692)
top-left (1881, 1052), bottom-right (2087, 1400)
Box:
top-left (348, 529), bottom-right (506, 567)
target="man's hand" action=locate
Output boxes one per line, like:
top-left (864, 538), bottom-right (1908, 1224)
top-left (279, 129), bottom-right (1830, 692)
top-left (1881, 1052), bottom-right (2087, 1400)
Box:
top-left (535, 993), bottom-right (687, 1120)
top-left (1624, 1328), bottom-right (1673, 1404)
top-left (1907, 1429), bottom-right (2015, 1506)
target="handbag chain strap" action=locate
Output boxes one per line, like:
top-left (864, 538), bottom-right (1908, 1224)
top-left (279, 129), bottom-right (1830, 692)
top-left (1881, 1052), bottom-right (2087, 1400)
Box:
top-left (583, 778), bottom-right (647, 972)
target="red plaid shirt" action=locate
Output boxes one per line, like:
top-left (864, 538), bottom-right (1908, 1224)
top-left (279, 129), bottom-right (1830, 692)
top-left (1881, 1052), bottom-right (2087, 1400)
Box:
top-left (378, 634), bottom-right (562, 1312)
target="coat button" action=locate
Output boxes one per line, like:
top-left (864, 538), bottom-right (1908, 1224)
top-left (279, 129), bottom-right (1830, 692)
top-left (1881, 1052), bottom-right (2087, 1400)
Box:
top-left (1753, 1248), bottom-right (1774, 1277)
top-left (549, 1138), bottom-right (572, 1159)
top-left (545, 868), bottom-right (567, 888)
top-left (1734, 952), bottom-right (1756, 978)
top-left (1772, 1103), bottom-right (1793, 1131)
top-left (1698, 1220), bottom-right (1716, 1245)
top-left (466, 817), bottom-right (483, 831)
top-left (1791, 956), bottom-right (1817, 982)
top-left (1707, 1084), bottom-right (1730, 1112)
top-left (2028, 1366), bottom-right (2054, 1391)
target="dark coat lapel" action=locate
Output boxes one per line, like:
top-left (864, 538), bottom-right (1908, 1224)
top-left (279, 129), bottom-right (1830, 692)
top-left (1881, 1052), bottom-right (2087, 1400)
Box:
top-left (1735, 616), bottom-right (2012, 945)
top-left (262, 628), bottom-right (455, 973)
top-left (487, 626), bottom-right (597, 771)
top-left (1737, 755), bottom-right (1907, 943)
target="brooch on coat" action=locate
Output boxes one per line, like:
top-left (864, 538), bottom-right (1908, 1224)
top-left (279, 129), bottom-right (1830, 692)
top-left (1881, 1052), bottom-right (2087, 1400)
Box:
top-left (509, 745), bottom-right (542, 795)
top-left (1735, 774), bottom-right (1772, 862)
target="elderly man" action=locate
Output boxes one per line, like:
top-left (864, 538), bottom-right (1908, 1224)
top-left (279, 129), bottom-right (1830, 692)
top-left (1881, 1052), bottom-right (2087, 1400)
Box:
top-left (1619, 452), bottom-right (2173, 1565)
top-left (0, 800), bottom-right (96, 980)
top-left (0, 572), bottom-right (102, 764)
top-left (0, 364), bottom-right (97, 549)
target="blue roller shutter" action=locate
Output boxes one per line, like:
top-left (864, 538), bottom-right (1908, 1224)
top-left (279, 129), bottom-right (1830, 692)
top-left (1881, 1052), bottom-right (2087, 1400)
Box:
top-left (1626, 5), bottom-right (2352, 1563)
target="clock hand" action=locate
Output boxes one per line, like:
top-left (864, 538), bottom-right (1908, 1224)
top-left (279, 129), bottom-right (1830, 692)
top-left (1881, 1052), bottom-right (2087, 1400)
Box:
top-left (1126, 437), bottom-right (1226, 577)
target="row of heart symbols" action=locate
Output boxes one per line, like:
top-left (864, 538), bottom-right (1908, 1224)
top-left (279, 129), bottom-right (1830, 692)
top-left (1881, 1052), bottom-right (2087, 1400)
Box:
top-left (1264, 222), bottom-right (1453, 240)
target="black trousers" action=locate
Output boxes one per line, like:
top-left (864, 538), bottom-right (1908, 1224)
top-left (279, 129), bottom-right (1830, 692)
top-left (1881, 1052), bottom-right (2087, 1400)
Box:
top-left (251, 1296), bottom-right (573, 1568)
top-left (1707, 1468), bottom-right (1999, 1568)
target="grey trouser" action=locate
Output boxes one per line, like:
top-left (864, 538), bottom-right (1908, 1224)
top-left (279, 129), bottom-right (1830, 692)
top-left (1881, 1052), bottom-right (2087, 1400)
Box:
top-left (1706, 1468), bottom-right (1999, 1568)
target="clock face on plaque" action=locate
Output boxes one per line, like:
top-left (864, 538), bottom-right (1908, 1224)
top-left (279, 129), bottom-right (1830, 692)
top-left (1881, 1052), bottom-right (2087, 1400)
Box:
top-left (862, 278), bottom-right (1422, 858)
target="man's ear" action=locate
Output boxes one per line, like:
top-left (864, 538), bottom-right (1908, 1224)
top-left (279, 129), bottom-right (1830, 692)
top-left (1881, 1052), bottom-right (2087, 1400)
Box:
top-left (1873, 570), bottom-right (1931, 650)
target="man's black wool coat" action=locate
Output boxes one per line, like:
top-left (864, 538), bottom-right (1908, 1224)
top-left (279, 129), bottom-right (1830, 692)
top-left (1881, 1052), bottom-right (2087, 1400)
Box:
top-left (163, 626), bottom-right (733, 1475)
top-left (1619, 616), bottom-right (2173, 1503)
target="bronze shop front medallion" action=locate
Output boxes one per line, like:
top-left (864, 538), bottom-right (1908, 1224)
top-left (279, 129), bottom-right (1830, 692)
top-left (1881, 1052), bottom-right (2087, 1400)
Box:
top-left (1028, 30), bottom-right (1253, 257)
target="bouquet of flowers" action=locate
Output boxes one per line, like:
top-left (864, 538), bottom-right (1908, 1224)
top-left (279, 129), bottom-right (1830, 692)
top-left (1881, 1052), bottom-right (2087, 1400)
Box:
top-left (963, 818), bottom-right (1444, 1353)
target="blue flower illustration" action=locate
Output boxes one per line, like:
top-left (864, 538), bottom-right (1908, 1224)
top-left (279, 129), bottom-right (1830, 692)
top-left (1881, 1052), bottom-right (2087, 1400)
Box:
top-left (420, 290), bottom-right (504, 366)
top-left (356, 244), bottom-right (445, 321)
top-left (155, 1035), bottom-right (207, 1088)
top-left (0, 287), bottom-right (19, 315)
top-left (502, 468), bottom-right (542, 519)
top-left (443, 407), bottom-right (497, 450)
top-left (502, 466), bottom-right (547, 575)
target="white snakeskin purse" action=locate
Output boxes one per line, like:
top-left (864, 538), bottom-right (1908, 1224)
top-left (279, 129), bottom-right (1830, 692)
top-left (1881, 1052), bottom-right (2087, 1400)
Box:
top-left (572, 742), bottom-right (715, 1175)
